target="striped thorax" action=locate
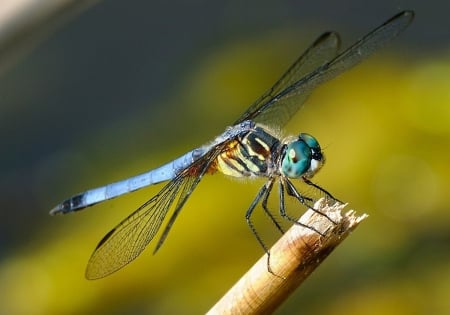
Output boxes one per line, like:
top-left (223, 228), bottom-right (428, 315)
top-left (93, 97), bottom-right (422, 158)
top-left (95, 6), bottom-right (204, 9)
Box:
top-left (214, 124), bottom-right (325, 181)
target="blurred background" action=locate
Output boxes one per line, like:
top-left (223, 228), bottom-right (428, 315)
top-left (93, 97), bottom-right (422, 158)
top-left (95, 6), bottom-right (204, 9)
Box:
top-left (0, 0), bottom-right (449, 314)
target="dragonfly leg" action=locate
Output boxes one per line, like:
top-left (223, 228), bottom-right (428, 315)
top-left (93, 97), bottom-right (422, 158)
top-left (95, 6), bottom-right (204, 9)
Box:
top-left (279, 179), bottom-right (329, 235)
top-left (246, 180), bottom-right (282, 277)
top-left (302, 177), bottom-right (343, 204)
top-left (284, 178), bottom-right (337, 225)
top-left (261, 180), bottom-right (285, 235)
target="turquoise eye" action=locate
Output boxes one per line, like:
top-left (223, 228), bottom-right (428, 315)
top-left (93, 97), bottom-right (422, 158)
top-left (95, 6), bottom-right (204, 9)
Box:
top-left (281, 140), bottom-right (311, 178)
top-left (300, 133), bottom-right (323, 160)
top-left (300, 133), bottom-right (320, 151)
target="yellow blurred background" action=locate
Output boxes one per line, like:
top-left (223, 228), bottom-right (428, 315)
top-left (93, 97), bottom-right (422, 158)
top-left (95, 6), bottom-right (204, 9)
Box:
top-left (1, 1), bottom-right (449, 314)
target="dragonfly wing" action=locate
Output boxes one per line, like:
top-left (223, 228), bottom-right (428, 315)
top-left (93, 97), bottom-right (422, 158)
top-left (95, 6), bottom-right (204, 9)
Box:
top-left (237, 10), bottom-right (414, 128)
top-left (235, 31), bottom-right (341, 127)
top-left (85, 149), bottom-right (219, 280)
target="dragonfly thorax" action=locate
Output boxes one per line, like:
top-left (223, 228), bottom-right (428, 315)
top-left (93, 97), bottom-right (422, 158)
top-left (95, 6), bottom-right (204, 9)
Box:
top-left (280, 133), bottom-right (324, 179)
top-left (214, 126), bottom-right (280, 178)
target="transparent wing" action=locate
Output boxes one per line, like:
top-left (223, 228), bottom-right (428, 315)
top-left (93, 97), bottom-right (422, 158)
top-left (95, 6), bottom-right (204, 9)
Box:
top-left (85, 149), bottom-right (218, 280)
top-left (236, 10), bottom-right (414, 127)
top-left (236, 31), bottom-right (340, 127)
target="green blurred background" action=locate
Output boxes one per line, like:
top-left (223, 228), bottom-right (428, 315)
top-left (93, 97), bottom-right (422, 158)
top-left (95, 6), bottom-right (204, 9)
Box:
top-left (1, 0), bottom-right (449, 314)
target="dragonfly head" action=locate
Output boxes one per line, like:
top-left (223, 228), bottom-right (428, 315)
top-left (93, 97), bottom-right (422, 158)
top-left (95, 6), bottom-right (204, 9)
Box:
top-left (281, 133), bottom-right (325, 179)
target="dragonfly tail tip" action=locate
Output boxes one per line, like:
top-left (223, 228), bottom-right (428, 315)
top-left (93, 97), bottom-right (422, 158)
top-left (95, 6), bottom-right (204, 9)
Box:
top-left (49, 204), bottom-right (63, 216)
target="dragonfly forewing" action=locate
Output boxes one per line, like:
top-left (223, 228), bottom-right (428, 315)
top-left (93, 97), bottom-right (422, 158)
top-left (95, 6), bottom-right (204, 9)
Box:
top-left (50, 11), bottom-right (414, 280)
top-left (236, 11), bottom-right (414, 128)
top-left (236, 32), bottom-right (341, 127)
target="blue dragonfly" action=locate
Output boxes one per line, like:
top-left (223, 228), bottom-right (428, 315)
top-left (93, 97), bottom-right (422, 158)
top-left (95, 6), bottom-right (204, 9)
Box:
top-left (50, 11), bottom-right (414, 279)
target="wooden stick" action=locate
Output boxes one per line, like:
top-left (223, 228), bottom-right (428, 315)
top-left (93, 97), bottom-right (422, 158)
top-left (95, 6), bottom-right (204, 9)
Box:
top-left (207, 198), bottom-right (368, 315)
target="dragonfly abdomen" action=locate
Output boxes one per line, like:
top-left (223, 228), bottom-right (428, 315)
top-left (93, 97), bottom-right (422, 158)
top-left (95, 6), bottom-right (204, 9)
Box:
top-left (214, 126), bottom-right (280, 178)
top-left (50, 148), bottom-right (207, 215)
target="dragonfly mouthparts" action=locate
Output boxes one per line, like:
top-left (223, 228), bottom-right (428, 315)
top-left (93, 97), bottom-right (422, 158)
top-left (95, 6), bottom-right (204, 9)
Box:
top-left (49, 10), bottom-right (414, 279)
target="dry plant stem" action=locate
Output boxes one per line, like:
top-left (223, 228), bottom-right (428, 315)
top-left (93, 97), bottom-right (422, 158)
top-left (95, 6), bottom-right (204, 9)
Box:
top-left (207, 198), bottom-right (368, 315)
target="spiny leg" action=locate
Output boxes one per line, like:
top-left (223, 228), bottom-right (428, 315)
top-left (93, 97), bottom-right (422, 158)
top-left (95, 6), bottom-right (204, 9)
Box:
top-left (245, 179), bottom-right (280, 276)
top-left (279, 179), bottom-right (327, 236)
top-left (261, 179), bottom-right (285, 235)
top-left (284, 178), bottom-right (337, 225)
top-left (302, 177), bottom-right (342, 204)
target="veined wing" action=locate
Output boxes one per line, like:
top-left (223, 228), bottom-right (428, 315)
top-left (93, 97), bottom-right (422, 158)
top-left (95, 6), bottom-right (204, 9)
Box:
top-left (236, 10), bottom-right (414, 128)
top-left (85, 148), bottom-right (220, 280)
top-left (235, 31), bottom-right (340, 127)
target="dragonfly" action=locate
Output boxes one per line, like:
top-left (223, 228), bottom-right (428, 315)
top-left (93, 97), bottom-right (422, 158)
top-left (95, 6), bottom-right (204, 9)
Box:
top-left (50, 11), bottom-right (414, 279)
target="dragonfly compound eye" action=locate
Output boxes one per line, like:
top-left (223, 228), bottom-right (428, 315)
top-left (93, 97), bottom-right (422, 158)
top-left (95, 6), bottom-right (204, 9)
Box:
top-left (300, 133), bottom-right (323, 161)
top-left (281, 140), bottom-right (311, 178)
top-left (300, 133), bottom-right (320, 151)
top-left (49, 10), bottom-right (413, 279)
